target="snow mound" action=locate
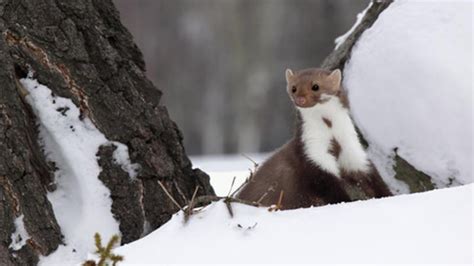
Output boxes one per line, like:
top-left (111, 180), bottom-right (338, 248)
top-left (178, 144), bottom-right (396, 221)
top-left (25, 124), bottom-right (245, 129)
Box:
top-left (343, 0), bottom-right (473, 190)
top-left (21, 76), bottom-right (139, 265)
top-left (117, 184), bottom-right (473, 264)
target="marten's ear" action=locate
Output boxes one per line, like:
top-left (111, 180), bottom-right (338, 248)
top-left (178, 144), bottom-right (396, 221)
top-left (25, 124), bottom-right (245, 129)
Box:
top-left (328, 69), bottom-right (342, 89)
top-left (285, 69), bottom-right (294, 83)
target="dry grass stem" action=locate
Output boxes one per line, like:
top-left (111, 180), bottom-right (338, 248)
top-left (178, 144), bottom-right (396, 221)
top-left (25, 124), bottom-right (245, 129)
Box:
top-left (158, 180), bottom-right (184, 212)
top-left (227, 176), bottom-right (237, 197)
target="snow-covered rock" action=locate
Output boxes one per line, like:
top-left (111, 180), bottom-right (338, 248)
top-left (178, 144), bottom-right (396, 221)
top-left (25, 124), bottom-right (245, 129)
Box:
top-left (343, 0), bottom-right (473, 191)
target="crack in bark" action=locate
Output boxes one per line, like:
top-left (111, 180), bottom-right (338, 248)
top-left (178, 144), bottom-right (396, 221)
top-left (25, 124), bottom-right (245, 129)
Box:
top-left (26, 238), bottom-right (45, 255)
top-left (137, 179), bottom-right (147, 233)
top-left (0, 176), bottom-right (20, 215)
top-left (0, 104), bottom-right (13, 128)
top-left (4, 30), bottom-right (92, 121)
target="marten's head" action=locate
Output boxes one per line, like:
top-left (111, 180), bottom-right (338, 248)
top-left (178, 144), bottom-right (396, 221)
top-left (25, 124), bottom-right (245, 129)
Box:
top-left (285, 68), bottom-right (342, 108)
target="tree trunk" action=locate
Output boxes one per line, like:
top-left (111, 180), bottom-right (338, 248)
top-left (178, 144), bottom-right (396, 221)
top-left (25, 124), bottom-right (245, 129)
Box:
top-left (321, 0), bottom-right (435, 199)
top-left (0, 0), bottom-right (214, 265)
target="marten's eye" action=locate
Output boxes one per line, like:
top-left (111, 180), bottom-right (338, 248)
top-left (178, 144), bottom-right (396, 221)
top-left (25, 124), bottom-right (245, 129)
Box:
top-left (312, 84), bottom-right (319, 91)
top-left (291, 86), bottom-right (297, 93)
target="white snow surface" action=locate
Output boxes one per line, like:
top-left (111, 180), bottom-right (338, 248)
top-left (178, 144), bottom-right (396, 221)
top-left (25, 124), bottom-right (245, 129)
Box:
top-left (191, 153), bottom-right (268, 196)
top-left (117, 184), bottom-right (473, 264)
top-left (21, 77), bottom-right (138, 265)
top-left (343, 0), bottom-right (473, 189)
top-left (9, 215), bottom-right (30, 251)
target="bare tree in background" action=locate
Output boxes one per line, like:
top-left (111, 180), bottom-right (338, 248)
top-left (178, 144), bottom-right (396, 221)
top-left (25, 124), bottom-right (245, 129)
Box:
top-left (114, 0), bottom-right (370, 155)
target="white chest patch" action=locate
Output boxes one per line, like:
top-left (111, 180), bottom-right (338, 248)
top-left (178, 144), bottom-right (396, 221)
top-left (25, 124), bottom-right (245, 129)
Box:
top-left (298, 95), bottom-right (370, 177)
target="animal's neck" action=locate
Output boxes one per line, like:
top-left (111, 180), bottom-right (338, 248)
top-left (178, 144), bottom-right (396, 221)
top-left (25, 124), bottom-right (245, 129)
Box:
top-left (296, 95), bottom-right (370, 177)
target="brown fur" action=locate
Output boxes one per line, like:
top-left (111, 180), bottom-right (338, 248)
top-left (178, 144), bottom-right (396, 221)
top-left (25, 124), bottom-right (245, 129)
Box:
top-left (328, 138), bottom-right (341, 159)
top-left (237, 138), bottom-right (352, 209)
top-left (342, 166), bottom-right (393, 198)
top-left (286, 68), bottom-right (349, 108)
top-left (237, 68), bottom-right (392, 209)
top-left (322, 117), bottom-right (332, 128)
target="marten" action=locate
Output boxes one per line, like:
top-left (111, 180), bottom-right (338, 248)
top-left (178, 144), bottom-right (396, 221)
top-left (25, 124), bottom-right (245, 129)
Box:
top-left (237, 68), bottom-right (392, 209)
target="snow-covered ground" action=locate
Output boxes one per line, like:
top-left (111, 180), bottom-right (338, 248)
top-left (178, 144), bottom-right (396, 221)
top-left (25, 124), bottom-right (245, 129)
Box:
top-left (116, 184), bottom-right (473, 264)
top-left (191, 153), bottom-right (268, 195)
top-left (344, 0), bottom-right (473, 192)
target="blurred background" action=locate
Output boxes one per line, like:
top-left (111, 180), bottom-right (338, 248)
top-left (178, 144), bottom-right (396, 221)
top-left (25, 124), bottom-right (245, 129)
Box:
top-left (114, 0), bottom-right (369, 156)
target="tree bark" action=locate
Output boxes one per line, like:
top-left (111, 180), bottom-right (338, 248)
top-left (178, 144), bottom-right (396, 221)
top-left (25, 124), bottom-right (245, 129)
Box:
top-left (321, 0), bottom-right (435, 199)
top-left (0, 0), bottom-right (214, 265)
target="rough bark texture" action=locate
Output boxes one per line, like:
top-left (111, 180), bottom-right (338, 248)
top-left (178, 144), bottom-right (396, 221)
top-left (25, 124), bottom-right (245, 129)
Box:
top-left (321, 0), bottom-right (436, 199)
top-left (0, 0), bottom-right (214, 265)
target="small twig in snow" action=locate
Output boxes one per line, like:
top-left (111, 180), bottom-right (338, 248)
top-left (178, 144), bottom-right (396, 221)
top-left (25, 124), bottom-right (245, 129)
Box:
top-left (240, 153), bottom-right (259, 169)
top-left (256, 185), bottom-right (275, 205)
top-left (268, 190), bottom-right (285, 212)
top-left (226, 176), bottom-right (237, 197)
top-left (173, 180), bottom-right (189, 204)
top-left (190, 186), bottom-right (200, 208)
top-left (276, 190), bottom-right (284, 210)
top-left (157, 180), bottom-right (184, 212)
top-left (237, 222), bottom-right (258, 231)
top-left (184, 186), bottom-right (200, 222)
top-left (191, 195), bottom-right (260, 209)
top-left (247, 222), bottom-right (258, 231)
top-left (230, 168), bottom-right (257, 198)
top-left (224, 199), bottom-right (234, 218)
top-left (229, 175), bottom-right (249, 198)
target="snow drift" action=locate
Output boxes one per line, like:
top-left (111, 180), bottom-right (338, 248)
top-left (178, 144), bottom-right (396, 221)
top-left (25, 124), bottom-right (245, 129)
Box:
top-left (116, 184), bottom-right (473, 264)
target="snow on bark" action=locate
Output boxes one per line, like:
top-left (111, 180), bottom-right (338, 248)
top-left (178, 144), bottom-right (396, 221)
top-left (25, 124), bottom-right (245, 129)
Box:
top-left (20, 75), bottom-right (139, 265)
top-left (110, 143), bottom-right (141, 179)
top-left (334, 2), bottom-right (372, 50)
top-left (8, 215), bottom-right (30, 251)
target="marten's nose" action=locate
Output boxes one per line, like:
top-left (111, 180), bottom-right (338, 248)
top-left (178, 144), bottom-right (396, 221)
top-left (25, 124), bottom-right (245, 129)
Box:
top-left (295, 97), bottom-right (306, 106)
